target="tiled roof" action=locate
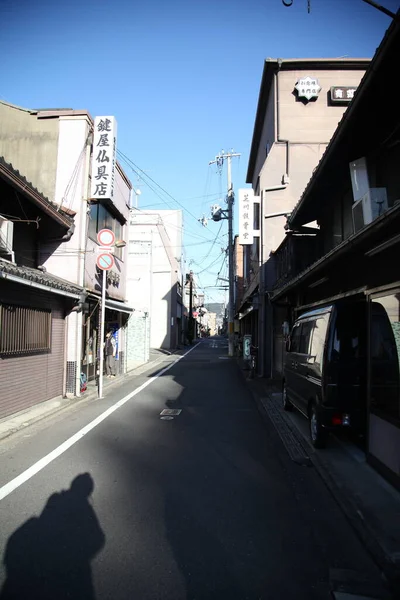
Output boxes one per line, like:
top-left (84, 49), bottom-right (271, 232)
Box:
top-left (0, 258), bottom-right (83, 296)
top-left (0, 156), bottom-right (75, 224)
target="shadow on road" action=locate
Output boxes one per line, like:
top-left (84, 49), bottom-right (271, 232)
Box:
top-left (0, 473), bottom-right (105, 600)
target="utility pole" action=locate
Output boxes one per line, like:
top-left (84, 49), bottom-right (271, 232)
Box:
top-left (209, 150), bottom-right (240, 357)
top-left (188, 270), bottom-right (194, 344)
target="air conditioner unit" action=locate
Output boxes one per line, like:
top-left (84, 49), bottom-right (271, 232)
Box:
top-left (0, 216), bottom-right (14, 255)
top-left (349, 157), bottom-right (370, 203)
top-left (352, 188), bottom-right (388, 233)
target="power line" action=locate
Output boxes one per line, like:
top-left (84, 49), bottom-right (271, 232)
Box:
top-left (195, 251), bottom-right (225, 275)
top-left (118, 150), bottom-right (226, 244)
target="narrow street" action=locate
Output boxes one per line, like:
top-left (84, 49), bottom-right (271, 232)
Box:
top-left (0, 338), bottom-right (387, 599)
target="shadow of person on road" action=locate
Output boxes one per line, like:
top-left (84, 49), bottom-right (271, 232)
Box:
top-left (0, 472), bottom-right (105, 600)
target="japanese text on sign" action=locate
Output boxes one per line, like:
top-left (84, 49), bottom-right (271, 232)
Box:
top-left (330, 86), bottom-right (357, 103)
top-left (295, 76), bottom-right (321, 101)
top-left (238, 189), bottom-right (254, 245)
top-left (90, 116), bottom-right (118, 200)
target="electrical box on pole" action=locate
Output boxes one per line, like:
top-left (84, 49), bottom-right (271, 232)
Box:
top-left (208, 150), bottom-right (241, 357)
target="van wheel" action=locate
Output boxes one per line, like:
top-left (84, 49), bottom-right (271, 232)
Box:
top-left (309, 403), bottom-right (326, 449)
top-left (283, 382), bottom-right (292, 411)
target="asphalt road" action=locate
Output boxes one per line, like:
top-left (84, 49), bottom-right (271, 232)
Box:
top-left (0, 338), bottom-right (387, 599)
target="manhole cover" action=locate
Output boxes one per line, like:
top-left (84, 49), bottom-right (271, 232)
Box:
top-left (160, 416), bottom-right (174, 421)
top-left (160, 409), bottom-right (182, 416)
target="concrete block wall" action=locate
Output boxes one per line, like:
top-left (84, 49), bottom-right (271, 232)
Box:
top-left (126, 312), bottom-right (150, 371)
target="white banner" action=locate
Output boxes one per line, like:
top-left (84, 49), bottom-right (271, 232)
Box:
top-left (238, 188), bottom-right (254, 245)
top-left (91, 116), bottom-right (117, 200)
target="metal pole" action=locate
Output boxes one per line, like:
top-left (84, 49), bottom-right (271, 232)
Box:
top-left (189, 272), bottom-right (193, 343)
top-left (98, 268), bottom-right (106, 398)
top-left (227, 155), bottom-right (235, 357)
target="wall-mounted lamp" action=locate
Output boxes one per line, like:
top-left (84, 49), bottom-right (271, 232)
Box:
top-left (115, 240), bottom-right (126, 248)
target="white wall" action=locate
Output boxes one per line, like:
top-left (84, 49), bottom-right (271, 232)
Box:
top-left (127, 210), bottom-right (182, 349)
top-left (41, 116), bottom-right (91, 286)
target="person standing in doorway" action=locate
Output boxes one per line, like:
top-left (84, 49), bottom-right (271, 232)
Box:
top-left (104, 330), bottom-right (117, 378)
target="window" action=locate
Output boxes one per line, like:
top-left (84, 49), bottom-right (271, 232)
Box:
top-left (97, 203), bottom-right (107, 232)
top-left (253, 201), bottom-right (260, 231)
top-left (88, 202), bottom-right (124, 259)
top-left (309, 316), bottom-right (329, 369)
top-left (88, 203), bottom-right (98, 240)
top-left (290, 323), bottom-right (302, 353)
top-left (299, 320), bottom-right (313, 354)
top-left (0, 304), bottom-right (51, 355)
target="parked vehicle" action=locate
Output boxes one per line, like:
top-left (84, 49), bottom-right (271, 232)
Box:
top-left (283, 302), bottom-right (368, 448)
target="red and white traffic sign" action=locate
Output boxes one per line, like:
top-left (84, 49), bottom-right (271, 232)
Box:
top-left (96, 252), bottom-right (115, 271)
top-left (97, 228), bottom-right (115, 247)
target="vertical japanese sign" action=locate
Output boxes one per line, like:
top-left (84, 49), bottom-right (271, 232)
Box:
top-left (91, 116), bottom-right (118, 200)
top-left (238, 189), bottom-right (254, 245)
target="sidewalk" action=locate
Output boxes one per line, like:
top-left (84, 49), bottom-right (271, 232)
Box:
top-left (238, 360), bottom-right (400, 596)
top-left (0, 347), bottom-right (183, 442)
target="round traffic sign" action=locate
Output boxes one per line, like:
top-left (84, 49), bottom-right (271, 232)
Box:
top-left (97, 228), bottom-right (115, 247)
top-left (96, 252), bottom-right (114, 271)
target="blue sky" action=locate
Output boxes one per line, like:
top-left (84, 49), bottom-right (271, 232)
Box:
top-left (0, 0), bottom-right (398, 304)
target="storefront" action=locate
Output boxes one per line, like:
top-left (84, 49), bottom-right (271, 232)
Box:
top-left (367, 285), bottom-right (400, 488)
top-left (82, 295), bottom-right (133, 383)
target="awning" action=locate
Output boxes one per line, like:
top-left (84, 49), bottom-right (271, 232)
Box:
top-left (87, 294), bottom-right (134, 314)
top-left (238, 305), bottom-right (256, 320)
top-left (105, 298), bottom-right (134, 314)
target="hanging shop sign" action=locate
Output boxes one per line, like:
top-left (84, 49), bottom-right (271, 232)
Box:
top-left (295, 76), bottom-right (321, 101)
top-left (90, 116), bottom-right (118, 201)
top-left (238, 189), bottom-right (254, 245)
top-left (330, 86), bottom-right (357, 103)
top-left (243, 334), bottom-right (252, 360)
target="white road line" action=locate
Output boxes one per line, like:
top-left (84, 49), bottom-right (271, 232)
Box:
top-left (0, 342), bottom-right (201, 502)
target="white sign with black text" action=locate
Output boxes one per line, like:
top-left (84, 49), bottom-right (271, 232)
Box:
top-left (238, 189), bottom-right (254, 245)
top-left (295, 76), bottom-right (321, 101)
top-left (91, 116), bottom-right (118, 201)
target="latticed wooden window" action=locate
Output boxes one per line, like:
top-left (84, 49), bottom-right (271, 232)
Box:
top-left (0, 304), bottom-right (51, 355)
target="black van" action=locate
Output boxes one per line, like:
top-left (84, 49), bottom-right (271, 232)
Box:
top-left (283, 302), bottom-right (367, 448)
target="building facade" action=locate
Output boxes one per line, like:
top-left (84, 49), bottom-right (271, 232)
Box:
top-left (0, 102), bottom-right (133, 396)
top-left (127, 209), bottom-right (184, 355)
top-left (239, 58), bottom-right (369, 376)
top-left (270, 15), bottom-right (400, 487)
top-left (0, 158), bottom-right (84, 419)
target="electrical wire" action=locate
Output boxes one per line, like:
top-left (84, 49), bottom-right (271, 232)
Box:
top-left (198, 221), bottom-right (223, 263)
top-left (195, 251), bottom-right (225, 275)
top-left (118, 150), bottom-right (227, 244)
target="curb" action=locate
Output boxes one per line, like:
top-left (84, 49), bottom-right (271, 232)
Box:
top-left (0, 349), bottom-right (183, 443)
top-left (237, 362), bottom-right (400, 597)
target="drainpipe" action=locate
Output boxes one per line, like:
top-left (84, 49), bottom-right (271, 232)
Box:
top-left (74, 131), bottom-right (93, 396)
top-left (275, 65), bottom-right (290, 183)
top-left (62, 313), bottom-right (68, 397)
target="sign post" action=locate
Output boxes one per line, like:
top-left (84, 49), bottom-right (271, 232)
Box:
top-left (243, 334), bottom-right (252, 362)
top-left (96, 229), bottom-right (115, 398)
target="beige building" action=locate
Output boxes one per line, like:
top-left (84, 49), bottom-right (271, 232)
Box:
top-left (239, 58), bottom-right (370, 376)
top-left (0, 100), bottom-right (132, 395)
